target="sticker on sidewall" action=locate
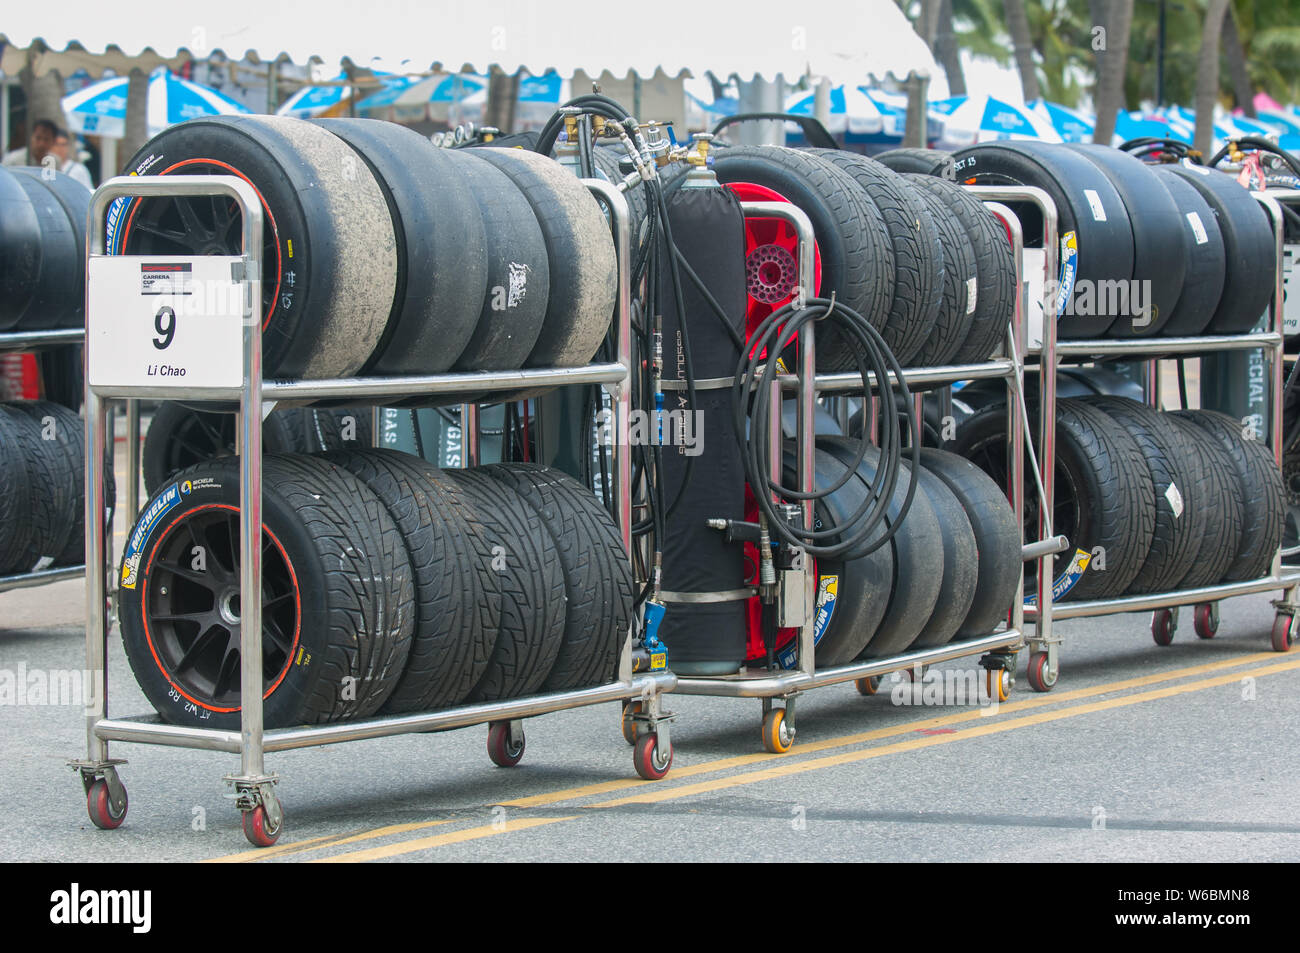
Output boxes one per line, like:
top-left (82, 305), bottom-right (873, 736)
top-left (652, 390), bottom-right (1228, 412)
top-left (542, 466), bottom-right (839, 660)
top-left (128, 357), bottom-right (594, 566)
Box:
top-left (777, 574), bottom-right (837, 668)
top-left (1165, 482), bottom-right (1185, 518)
top-left (966, 276), bottom-right (978, 314)
top-left (1083, 189), bottom-right (1108, 222)
top-left (120, 481), bottom-right (192, 590)
top-left (1055, 231), bottom-right (1079, 318)
top-left (1186, 211), bottom-right (1209, 246)
top-left (1024, 548), bottom-right (1092, 607)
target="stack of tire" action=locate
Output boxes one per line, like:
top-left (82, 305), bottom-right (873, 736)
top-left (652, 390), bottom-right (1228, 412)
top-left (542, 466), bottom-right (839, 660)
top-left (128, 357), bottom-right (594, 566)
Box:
top-left (141, 402), bottom-right (375, 494)
top-left (953, 397), bottom-right (1283, 602)
top-left (702, 145), bottom-right (1015, 369)
top-left (0, 401), bottom-right (112, 573)
top-left (744, 439), bottom-right (1020, 668)
top-left (109, 116), bottom-right (616, 383)
top-left (116, 450), bottom-right (633, 730)
top-left (0, 167), bottom-right (90, 332)
top-left (879, 143), bottom-right (1277, 339)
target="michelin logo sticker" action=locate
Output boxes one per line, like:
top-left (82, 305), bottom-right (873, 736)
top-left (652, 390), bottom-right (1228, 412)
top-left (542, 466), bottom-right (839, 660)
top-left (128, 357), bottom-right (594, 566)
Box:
top-left (1024, 548), bottom-right (1091, 607)
top-left (777, 575), bottom-right (838, 668)
top-left (119, 481), bottom-right (190, 590)
top-left (1055, 231), bottom-right (1078, 317)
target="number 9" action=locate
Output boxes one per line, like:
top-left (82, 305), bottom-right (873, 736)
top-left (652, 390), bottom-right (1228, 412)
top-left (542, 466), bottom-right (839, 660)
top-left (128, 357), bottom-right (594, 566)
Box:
top-left (154, 306), bottom-right (176, 350)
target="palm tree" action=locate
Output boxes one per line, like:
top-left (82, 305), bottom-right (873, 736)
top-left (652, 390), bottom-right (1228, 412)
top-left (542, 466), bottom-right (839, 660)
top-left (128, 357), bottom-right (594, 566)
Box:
top-left (1003, 0), bottom-right (1041, 102)
top-left (1093, 0), bottom-right (1136, 145)
top-left (1194, 0), bottom-right (1231, 156)
top-left (1222, 2), bottom-right (1256, 115)
top-left (934, 0), bottom-right (968, 96)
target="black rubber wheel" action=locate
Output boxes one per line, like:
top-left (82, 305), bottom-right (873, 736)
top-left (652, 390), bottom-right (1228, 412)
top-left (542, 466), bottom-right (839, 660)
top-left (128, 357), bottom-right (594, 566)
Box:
top-left (142, 402), bottom-right (302, 495)
top-left (466, 147), bottom-right (617, 367)
top-left (1064, 144), bottom-right (1187, 336)
top-left (954, 399), bottom-right (1156, 601)
top-left (806, 149), bottom-right (939, 365)
top-left (901, 174), bottom-right (977, 367)
top-left (487, 721), bottom-right (525, 767)
top-left (324, 449), bottom-right (496, 711)
top-left (111, 116), bottom-right (397, 378)
top-left (10, 169), bottom-right (90, 329)
top-left (7, 170), bottom-right (80, 329)
top-left (1157, 164), bottom-right (1275, 334)
top-left (0, 167), bottom-right (41, 331)
top-left (0, 406), bottom-right (38, 574)
top-left (950, 141), bottom-right (1136, 338)
top-left (292, 408), bottom-right (373, 453)
top-left (917, 447), bottom-right (1020, 638)
top-left (874, 147), bottom-right (954, 176)
top-left (2, 402), bottom-right (77, 571)
top-left (1172, 410), bottom-right (1284, 582)
top-left (1079, 397), bottom-right (1205, 593)
top-left (117, 454), bottom-right (415, 729)
top-left (1165, 413), bottom-right (1243, 589)
top-left (442, 148), bottom-right (550, 371)
top-left (313, 118), bottom-right (487, 375)
top-left (445, 468), bottom-right (567, 702)
top-left (87, 779), bottom-right (127, 831)
top-left (1148, 166), bottom-right (1226, 336)
top-left (480, 464), bottom-right (634, 691)
top-left (909, 463), bottom-right (979, 647)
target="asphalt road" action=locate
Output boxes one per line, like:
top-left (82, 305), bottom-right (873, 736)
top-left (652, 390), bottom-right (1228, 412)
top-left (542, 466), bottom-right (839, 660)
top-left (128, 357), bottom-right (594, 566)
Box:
top-left (1, 431), bottom-right (1298, 863)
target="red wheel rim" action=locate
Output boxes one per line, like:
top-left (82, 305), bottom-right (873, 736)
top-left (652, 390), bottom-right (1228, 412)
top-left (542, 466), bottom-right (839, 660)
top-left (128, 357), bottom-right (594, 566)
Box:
top-left (724, 182), bottom-right (823, 335)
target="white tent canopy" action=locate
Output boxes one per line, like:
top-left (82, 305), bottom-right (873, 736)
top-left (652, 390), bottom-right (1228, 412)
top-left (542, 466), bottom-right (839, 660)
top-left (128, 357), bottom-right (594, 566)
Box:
top-left (1, 0), bottom-right (936, 82)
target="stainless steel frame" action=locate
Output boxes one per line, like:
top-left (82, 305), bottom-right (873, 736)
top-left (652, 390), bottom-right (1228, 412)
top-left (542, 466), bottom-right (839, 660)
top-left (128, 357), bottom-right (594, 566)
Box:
top-left (71, 174), bottom-right (675, 831)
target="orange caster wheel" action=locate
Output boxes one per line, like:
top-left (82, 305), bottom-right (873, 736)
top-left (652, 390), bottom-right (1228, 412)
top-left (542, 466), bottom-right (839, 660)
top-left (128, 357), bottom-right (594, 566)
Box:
top-left (621, 701), bottom-right (643, 746)
top-left (855, 675), bottom-right (882, 696)
top-left (762, 708), bottom-right (794, 754)
top-left (985, 668), bottom-right (1011, 703)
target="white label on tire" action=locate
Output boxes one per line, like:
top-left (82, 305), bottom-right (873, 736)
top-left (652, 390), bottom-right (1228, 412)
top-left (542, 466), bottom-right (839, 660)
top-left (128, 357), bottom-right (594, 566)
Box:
top-left (1185, 211), bottom-right (1209, 245)
top-left (33, 555), bottom-right (54, 572)
top-left (1083, 189), bottom-right (1107, 222)
top-left (966, 276), bottom-right (978, 314)
top-left (1165, 482), bottom-right (1185, 519)
top-left (507, 262), bottom-right (529, 308)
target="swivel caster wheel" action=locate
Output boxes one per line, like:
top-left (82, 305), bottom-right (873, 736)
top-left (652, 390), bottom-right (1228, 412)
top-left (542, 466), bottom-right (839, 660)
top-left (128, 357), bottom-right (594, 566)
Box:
top-left (762, 708), bottom-right (794, 754)
top-left (1194, 603), bottom-right (1219, 640)
top-left (1151, 608), bottom-right (1176, 646)
top-left (855, 675), bottom-right (882, 696)
top-left (985, 668), bottom-right (1011, 703)
top-left (1025, 652), bottom-right (1057, 693)
top-left (621, 701), bottom-right (643, 746)
top-left (633, 733), bottom-right (672, 780)
top-left (86, 779), bottom-right (127, 831)
top-left (241, 800), bottom-right (282, 848)
top-left (487, 721), bottom-right (525, 768)
top-left (1272, 613), bottom-right (1294, 653)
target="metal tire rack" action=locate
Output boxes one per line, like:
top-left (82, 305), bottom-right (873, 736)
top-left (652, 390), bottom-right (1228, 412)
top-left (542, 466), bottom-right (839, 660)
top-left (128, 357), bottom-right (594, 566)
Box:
top-left (69, 174), bottom-right (677, 846)
top-left (0, 326), bottom-right (88, 594)
top-left (1022, 187), bottom-right (1300, 691)
top-left (669, 188), bottom-right (1060, 752)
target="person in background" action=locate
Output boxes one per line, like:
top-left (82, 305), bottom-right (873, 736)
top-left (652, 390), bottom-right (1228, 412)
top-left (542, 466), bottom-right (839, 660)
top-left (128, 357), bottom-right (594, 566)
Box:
top-left (3, 117), bottom-right (58, 167)
top-left (52, 130), bottom-right (94, 188)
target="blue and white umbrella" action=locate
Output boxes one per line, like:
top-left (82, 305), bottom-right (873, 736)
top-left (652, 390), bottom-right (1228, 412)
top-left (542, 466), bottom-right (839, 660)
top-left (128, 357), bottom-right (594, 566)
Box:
top-left (860, 88), bottom-right (946, 142)
top-left (783, 85), bottom-right (884, 137)
top-left (356, 73), bottom-right (487, 111)
top-left (933, 95), bottom-right (1061, 146)
top-left (1112, 110), bottom-right (1192, 145)
top-left (61, 67), bottom-right (251, 138)
top-left (277, 73), bottom-right (352, 118)
top-left (1029, 100), bottom-right (1095, 143)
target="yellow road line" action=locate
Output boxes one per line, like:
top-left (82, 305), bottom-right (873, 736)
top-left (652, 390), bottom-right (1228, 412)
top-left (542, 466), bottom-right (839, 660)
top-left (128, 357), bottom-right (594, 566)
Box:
top-left (204, 818), bottom-right (455, 863)
top-left (313, 656), bottom-right (1300, 861)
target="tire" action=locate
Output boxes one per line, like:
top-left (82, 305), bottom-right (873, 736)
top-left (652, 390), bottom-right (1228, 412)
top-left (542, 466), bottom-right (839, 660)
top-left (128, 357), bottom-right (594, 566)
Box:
top-left (467, 147), bottom-right (617, 367)
top-left (806, 149), bottom-right (940, 365)
top-left (1078, 397), bottom-right (1205, 594)
top-left (0, 407), bottom-right (34, 574)
top-left (0, 166), bottom-right (41, 331)
top-left (592, 146), bottom-right (651, 268)
top-left (11, 168), bottom-right (90, 329)
top-left (710, 146), bottom-right (895, 365)
top-left (1064, 144), bottom-right (1187, 336)
top-left (445, 468), bottom-right (567, 701)
top-left (442, 148), bottom-right (549, 371)
top-left (7, 169), bottom-right (80, 330)
top-left (37, 344), bottom-right (84, 411)
top-left (111, 115), bottom-right (397, 378)
top-left (481, 463), bottom-right (634, 690)
top-left (909, 463), bottom-right (979, 647)
top-left (26, 400), bottom-right (112, 567)
top-left (313, 118), bottom-right (487, 375)
top-left (292, 408), bottom-right (373, 453)
top-left (953, 399), bottom-right (1156, 601)
top-left (950, 141), bottom-right (1135, 338)
top-left (918, 447), bottom-right (1021, 637)
top-left (1165, 413), bottom-right (1243, 589)
top-left (874, 147), bottom-right (953, 176)
top-left (117, 454), bottom-right (415, 729)
top-left (1157, 165), bottom-right (1275, 334)
top-left (901, 174), bottom-right (978, 366)
top-left (1172, 410), bottom-right (1284, 582)
top-left (1148, 167), bottom-right (1226, 336)
top-left (142, 402), bottom-right (302, 495)
top-left (817, 436), bottom-right (944, 658)
top-left (0, 404), bottom-right (69, 573)
top-left (3, 401), bottom-right (81, 569)
top-left (323, 449), bottom-right (494, 711)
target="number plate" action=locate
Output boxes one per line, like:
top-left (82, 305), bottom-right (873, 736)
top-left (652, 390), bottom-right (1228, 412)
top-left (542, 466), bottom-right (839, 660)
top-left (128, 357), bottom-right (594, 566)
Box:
top-left (87, 255), bottom-right (253, 390)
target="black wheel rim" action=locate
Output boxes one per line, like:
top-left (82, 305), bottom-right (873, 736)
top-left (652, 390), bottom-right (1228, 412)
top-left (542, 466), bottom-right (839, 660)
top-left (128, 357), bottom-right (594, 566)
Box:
top-left (165, 411), bottom-right (237, 475)
top-left (144, 506), bottom-right (298, 710)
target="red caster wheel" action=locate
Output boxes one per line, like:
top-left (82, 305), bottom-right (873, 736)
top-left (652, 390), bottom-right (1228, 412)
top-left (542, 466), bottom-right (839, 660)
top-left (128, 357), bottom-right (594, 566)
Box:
top-left (86, 779), bottom-right (127, 830)
top-left (633, 732), bottom-right (672, 780)
top-left (1272, 614), bottom-right (1294, 653)
top-left (985, 668), bottom-right (1011, 703)
top-left (898, 665), bottom-right (926, 683)
top-left (761, 708), bottom-right (794, 754)
top-left (855, 675), bottom-right (882, 696)
top-left (1151, 608), bottom-right (1176, 646)
top-left (1025, 652), bottom-right (1057, 693)
top-left (487, 721), bottom-right (525, 767)
top-left (1193, 603), bottom-right (1219, 639)
top-left (621, 701), bottom-right (643, 746)
top-left (241, 802), bottom-right (282, 848)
